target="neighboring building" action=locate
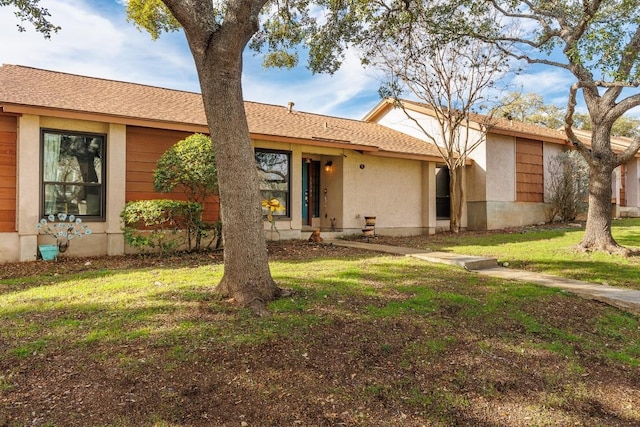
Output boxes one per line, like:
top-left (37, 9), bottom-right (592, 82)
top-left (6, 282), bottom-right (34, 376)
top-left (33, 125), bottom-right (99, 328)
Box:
top-left (364, 99), bottom-right (640, 230)
top-left (3, 65), bottom-right (637, 263)
top-left (0, 65), bottom-right (446, 263)
top-left (570, 128), bottom-right (640, 219)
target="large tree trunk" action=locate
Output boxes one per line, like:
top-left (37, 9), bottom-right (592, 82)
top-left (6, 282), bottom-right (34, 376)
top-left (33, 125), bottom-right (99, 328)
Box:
top-left (577, 127), bottom-right (628, 255)
top-left (176, 1), bottom-right (281, 315)
top-left (201, 62), bottom-right (281, 315)
top-left (449, 165), bottom-right (464, 233)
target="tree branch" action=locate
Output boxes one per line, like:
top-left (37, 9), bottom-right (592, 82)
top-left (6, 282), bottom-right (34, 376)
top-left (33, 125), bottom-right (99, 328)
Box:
top-left (565, 82), bottom-right (594, 165)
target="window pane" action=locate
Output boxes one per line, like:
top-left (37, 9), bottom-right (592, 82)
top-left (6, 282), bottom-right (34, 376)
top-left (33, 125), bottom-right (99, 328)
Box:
top-left (256, 150), bottom-right (290, 217)
top-left (42, 131), bottom-right (105, 218)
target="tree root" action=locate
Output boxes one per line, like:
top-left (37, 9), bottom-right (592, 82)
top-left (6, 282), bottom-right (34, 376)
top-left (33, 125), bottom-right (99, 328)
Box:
top-left (214, 282), bottom-right (297, 316)
top-left (574, 242), bottom-right (632, 257)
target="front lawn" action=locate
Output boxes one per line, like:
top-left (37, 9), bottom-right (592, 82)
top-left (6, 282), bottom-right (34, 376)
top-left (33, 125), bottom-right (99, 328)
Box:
top-left (1, 243), bottom-right (639, 426)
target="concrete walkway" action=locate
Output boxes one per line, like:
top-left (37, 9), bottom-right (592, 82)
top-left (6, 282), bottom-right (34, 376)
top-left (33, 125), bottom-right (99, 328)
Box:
top-left (328, 239), bottom-right (640, 315)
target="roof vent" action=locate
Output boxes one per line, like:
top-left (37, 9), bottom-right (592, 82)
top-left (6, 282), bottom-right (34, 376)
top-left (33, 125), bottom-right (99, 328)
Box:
top-left (287, 101), bottom-right (295, 113)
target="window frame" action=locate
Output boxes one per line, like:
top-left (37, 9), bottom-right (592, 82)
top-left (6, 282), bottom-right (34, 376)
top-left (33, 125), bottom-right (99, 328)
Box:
top-left (255, 148), bottom-right (291, 219)
top-left (40, 128), bottom-right (107, 221)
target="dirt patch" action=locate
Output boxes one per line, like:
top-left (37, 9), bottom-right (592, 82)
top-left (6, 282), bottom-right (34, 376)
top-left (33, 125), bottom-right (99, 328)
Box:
top-left (0, 240), bottom-right (375, 281)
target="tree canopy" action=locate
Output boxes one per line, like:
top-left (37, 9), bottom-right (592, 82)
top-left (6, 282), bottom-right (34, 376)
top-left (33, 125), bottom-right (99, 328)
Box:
top-left (153, 133), bottom-right (217, 205)
top-left (1, 0), bottom-right (60, 37)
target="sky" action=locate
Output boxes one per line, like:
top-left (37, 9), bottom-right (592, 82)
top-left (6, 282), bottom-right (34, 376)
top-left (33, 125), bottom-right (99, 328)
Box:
top-left (0, 0), bottom-right (604, 121)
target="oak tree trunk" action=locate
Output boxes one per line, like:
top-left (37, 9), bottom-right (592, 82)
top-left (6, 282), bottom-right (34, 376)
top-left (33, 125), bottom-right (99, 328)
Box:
top-left (578, 126), bottom-right (627, 255)
top-left (177, 1), bottom-right (281, 315)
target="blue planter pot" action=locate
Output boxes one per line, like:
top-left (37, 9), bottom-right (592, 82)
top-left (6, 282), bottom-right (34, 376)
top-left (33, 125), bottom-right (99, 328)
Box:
top-left (39, 244), bottom-right (59, 261)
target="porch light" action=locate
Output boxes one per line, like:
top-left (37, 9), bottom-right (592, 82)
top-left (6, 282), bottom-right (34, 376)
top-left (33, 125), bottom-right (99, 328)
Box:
top-left (324, 160), bottom-right (333, 172)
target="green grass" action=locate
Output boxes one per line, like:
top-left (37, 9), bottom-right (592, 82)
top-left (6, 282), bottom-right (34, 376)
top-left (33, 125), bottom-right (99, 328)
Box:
top-left (411, 218), bottom-right (640, 289)
top-left (2, 256), bottom-right (638, 365)
top-left (2, 250), bottom-right (640, 425)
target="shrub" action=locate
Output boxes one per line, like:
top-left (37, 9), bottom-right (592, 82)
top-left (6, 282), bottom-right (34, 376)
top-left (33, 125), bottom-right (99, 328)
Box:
top-left (121, 200), bottom-right (203, 255)
top-left (546, 151), bottom-right (589, 222)
top-left (153, 133), bottom-right (218, 249)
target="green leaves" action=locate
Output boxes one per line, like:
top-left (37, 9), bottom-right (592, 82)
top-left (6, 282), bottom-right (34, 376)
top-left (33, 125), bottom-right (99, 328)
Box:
top-left (126, 0), bottom-right (181, 40)
top-left (153, 133), bottom-right (217, 204)
top-left (120, 199), bottom-right (203, 254)
top-left (1, 0), bottom-right (60, 38)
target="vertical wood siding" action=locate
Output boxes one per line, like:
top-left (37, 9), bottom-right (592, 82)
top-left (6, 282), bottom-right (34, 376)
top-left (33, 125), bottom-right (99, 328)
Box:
top-left (515, 138), bottom-right (544, 202)
top-left (0, 115), bottom-right (17, 232)
top-left (126, 126), bottom-right (219, 222)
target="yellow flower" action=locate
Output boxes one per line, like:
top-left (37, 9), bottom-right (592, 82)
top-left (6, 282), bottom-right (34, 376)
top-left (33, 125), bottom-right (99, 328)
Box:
top-left (261, 198), bottom-right (285, 213)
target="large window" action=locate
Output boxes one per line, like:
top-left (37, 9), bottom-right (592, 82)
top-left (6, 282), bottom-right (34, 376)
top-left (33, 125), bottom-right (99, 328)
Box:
top-left (256, 149), bottom-right (290, 218)
top-left (42, 130), bottom-right (105, 219)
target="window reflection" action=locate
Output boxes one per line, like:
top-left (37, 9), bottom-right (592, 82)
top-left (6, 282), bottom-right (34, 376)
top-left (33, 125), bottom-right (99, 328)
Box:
top-left (255, 150), bottom-right (290, 217)
top-left (42, 131), bottom-right (105, 217)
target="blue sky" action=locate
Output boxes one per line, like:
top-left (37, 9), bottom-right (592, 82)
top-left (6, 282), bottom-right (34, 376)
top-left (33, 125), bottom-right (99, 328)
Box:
top-left (0, 0), bottom-right (597, 120)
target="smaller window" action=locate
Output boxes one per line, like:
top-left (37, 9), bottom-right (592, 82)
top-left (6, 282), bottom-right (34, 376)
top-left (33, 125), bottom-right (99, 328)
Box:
top-left (255, 149), bottom-right (290, 218)
top-left (435, 166), bottom-right (450, 219)
top-left (42, 130), bottom-right (106, 219)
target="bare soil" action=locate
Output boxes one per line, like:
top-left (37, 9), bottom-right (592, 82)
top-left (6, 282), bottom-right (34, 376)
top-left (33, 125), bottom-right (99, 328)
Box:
top-left (1, 237), bottom-right (640, 426)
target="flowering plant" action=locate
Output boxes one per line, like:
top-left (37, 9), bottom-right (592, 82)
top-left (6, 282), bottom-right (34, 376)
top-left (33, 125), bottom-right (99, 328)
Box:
top-left (261, 198), bottom-right (285, 238)
top-left (37, 213), bottom-right (92, 253)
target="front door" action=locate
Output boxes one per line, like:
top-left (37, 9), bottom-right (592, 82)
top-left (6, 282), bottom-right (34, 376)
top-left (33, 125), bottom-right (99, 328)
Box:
top-left (302, 160), bottom-right (320, 226)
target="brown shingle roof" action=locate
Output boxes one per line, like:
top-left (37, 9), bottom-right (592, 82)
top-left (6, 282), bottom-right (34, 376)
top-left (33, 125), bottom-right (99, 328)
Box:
top-left (0, 64), bottom-right (443, 160)
top-left (0, 64), bottom-right (207, 124)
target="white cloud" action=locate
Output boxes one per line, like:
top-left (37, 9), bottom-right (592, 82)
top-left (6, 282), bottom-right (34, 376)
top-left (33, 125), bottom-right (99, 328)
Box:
top-left (0, 0), bottom-right (198, 91)
top-left (509, 67), bottom-right (575, 104)
top-left (242, 48), bottom-right (381, 119)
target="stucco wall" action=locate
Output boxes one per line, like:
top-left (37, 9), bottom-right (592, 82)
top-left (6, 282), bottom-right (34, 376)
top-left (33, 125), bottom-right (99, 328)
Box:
top-left (374, 108), bottom-right (436, 141)
top-left (13, 115), bottom-right (124, 262)
top-left (466, 141), bottom-right (487, 202)
top-left (341, 153), bottom-right (430, 234)
top-left (0, 233), bottom-right (20, 262)
top-left (485, 133), bottom-right (515, 202)
top-left (468, 201), bottom-right (548, 230)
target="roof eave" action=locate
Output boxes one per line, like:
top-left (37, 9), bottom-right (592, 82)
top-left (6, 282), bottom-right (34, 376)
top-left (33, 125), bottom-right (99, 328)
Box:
top-left (362, 99), bottom-right (395, 122)
top-left (487, 126), bottom-right (568, 145)
top-left (250, 132), bottom-right (380, 152)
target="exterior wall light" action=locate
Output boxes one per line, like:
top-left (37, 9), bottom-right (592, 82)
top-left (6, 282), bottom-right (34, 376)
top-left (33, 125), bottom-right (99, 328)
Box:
top-left (324, 160), bottom-right (333, 172)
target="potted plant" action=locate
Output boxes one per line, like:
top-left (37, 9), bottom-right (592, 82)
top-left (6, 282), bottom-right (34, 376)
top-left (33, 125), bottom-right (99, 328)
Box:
top-left (36, 213), bottom-right (92, 260)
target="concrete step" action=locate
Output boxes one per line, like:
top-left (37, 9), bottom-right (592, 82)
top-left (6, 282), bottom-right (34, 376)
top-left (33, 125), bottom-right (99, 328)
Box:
top-left (409, 252), bottom-right (498, 270)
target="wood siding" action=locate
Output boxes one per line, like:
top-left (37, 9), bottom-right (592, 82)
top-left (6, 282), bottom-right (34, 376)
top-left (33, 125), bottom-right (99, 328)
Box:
top-left (516, 138), bottom-right (544, 202)
top-left (126, 126), bottom-right (219, 222)
top-left (0, 115), bottom-right (16, 232)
